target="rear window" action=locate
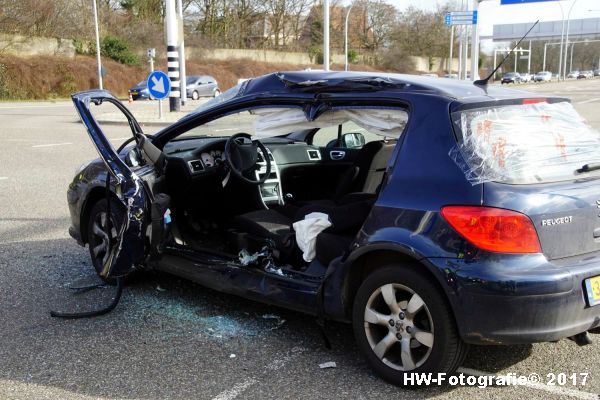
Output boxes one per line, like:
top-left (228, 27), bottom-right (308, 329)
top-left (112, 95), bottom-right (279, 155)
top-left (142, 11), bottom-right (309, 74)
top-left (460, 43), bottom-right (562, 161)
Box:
top-left (450, 101), bottom-right (600, 184)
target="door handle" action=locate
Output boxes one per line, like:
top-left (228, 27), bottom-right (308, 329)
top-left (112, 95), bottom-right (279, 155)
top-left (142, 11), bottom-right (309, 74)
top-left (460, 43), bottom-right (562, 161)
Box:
top-left (330, 150), bottom-right (346, 160)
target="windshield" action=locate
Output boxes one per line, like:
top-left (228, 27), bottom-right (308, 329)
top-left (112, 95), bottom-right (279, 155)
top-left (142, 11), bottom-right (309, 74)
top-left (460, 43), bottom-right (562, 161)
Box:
top-left (450, 101), bottom-right (600, 185)
top-left (191, 82), bottom-right (244, 115)
top-left (136, 81), bottom-right (146, 86)
top-left (186, 76), bottom-right (198, 84)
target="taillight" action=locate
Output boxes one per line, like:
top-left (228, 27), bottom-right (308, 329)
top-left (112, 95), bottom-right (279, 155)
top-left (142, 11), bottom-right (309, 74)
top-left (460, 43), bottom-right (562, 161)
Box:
top-left (522, 98), bottom-right (546, 105)
top-left (440, 206), bottom-right (541, 253)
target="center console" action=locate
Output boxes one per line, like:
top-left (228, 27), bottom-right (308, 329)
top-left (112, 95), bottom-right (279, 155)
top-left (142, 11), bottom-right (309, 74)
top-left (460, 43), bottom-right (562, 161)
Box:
top-left (255, 147), bottom-right (284, 206)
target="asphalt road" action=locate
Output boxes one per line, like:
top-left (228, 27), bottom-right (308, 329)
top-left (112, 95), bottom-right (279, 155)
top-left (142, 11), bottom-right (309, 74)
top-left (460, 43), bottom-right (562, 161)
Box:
top-left (1, 79), bottom-right (600, 400)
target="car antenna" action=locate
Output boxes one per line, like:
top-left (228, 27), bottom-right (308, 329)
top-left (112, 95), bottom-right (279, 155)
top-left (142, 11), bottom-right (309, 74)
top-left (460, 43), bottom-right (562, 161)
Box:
top-left (474, 20), bottom-right (539, 87)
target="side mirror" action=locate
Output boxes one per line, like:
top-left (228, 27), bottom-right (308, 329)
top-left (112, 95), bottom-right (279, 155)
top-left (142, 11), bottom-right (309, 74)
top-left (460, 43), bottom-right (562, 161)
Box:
top-left (342, 132), bottom-right (366, 148)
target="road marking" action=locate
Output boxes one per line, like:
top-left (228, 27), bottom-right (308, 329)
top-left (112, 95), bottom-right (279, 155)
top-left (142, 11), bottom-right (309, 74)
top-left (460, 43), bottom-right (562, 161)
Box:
top-left (0, 177), bottom-right (7, 180)
top-left (577, 98), bottom-right (600, 104)
top-left (211, 378), bottom-right (258, 400)
top-left (0, 104), bottom-right (69, 110)
top-left (458, 367), bottom-right (598, 400)
top-left (210, 347), bottom-right (306, 400)
top-left (31, 142), bottom-right (72, 148)
top-left (214, 128), bottom-right (236, 132)
top-left (109, 137), bottom-right (132, 141)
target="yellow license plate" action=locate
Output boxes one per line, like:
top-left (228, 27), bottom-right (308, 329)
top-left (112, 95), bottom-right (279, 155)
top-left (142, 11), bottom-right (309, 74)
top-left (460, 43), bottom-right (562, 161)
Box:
top-left (585, 275), bottom-right (600, 306)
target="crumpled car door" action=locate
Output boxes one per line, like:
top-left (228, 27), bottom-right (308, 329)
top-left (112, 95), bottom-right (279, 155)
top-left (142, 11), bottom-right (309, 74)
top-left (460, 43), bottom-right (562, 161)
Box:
top-left (72, 90), bottom-right (149, 278)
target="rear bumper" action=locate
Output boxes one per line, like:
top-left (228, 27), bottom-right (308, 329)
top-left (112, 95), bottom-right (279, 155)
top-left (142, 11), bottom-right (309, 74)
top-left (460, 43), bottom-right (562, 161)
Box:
top-left (427, 253), bottom-right (600, 345)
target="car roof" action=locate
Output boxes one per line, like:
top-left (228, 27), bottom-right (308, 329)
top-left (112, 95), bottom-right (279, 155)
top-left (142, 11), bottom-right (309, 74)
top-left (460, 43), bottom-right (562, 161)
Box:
top-left (240, 70), bottom-right (547, 103)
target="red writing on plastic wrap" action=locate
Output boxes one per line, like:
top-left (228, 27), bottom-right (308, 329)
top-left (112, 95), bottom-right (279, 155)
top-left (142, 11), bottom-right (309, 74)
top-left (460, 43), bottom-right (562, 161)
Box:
top-left (491, 137), bottom-right (507, 168)
top-left (476, 119), bottom-right (493, 143)
top-left (554, 133), bottom-right (567, 160)
top-left (541, 114), bottom-right (552, 123)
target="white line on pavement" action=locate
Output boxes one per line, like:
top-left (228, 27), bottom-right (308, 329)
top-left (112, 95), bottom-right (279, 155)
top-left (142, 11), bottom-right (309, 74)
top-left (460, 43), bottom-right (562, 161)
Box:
top-left (109, 137), bottom-right (133, 141)
top-left (577, 98), bottom-right (600, 104)
top-left (0, 177), bottom-right (7, 180)
top-left (211, 378), bottom-right (258, 400)
top-left (31, 142), bottom-right (73, 148)
top-left (458, 367), bottom-right (598, 400)
top-left (214, 128), bottom-right (236, 132)
top-left (0, 104), bottom-right (70, 110)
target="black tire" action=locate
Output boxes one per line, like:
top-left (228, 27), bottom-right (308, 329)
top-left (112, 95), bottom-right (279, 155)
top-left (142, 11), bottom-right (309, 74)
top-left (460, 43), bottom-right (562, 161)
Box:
top-left (352, 265), bottom-right (468, 387)
top-left (192, 90), bottom-right (199, 100)
top-left (86, 198), bottom-right (125, 283)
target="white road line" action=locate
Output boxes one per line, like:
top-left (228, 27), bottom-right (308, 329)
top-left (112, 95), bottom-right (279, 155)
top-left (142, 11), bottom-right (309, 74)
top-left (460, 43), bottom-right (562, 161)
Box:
top-left (211, 378), bottom-right (258, 400)
top-left (577, 98), bottom-right (600, 105)
top-left (0, 177), bottom-right (7, 180)
top-left (210, 346), bottom-right (306, 400)
top-left (109, 137), bottom-right (132, 141)
top-left (458, 367), bottom-right (598, 400)
top-left (31, 142), bottom-right (72, 148)
top-left (0, 104), bottom-right (69, 110)
top-left (214, 128), bottom-right (236, 132)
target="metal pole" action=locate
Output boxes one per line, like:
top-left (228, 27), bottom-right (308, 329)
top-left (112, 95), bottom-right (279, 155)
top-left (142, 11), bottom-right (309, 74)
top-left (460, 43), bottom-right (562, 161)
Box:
top-left (514, 48), bottom-right (517, 72)
top-left (166, 0), bottom-right (180, 111)
top-left (449, 25), bottom-right (454, 73)
top-left (492, 49), bottom-right (497, 81)
top-left (344, 5), bottom-right (353, 71)
top-left (458, 26), bottom-right (463, 79)
top-left (323, 0), bottom-right (330, 71)
top-left (527, 40), bottom-right (532, 74)
top-left (92, 0), bottom-right (103, 90)
top-left (563, 0), bottom-right (579, 80)
top-left (558, 2), bottom-right (565, 80)
top-left (543, 43), bottom-right (547, 71)
top-left (177, 0), bottom-right (187, 106)
top-left (470, 0), bottom-right (479, 81)
top-left (570, 42), bottom-right (575, 72)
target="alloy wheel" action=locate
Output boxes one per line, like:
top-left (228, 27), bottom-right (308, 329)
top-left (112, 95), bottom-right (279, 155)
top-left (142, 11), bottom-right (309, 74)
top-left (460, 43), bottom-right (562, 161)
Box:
top-left (363, 283), bottom-right (434, 371)
top-left (90, 211), bottom-right (117, 270)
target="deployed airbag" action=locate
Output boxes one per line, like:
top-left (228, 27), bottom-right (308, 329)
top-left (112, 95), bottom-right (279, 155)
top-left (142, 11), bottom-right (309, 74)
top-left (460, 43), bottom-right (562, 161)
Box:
top-left (293, 212), bottom-right (332, 262)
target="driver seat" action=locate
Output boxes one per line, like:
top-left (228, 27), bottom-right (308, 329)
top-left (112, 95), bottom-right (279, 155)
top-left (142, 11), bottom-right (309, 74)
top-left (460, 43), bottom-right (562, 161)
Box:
top-left (231, 209), bottom-right (295, 258)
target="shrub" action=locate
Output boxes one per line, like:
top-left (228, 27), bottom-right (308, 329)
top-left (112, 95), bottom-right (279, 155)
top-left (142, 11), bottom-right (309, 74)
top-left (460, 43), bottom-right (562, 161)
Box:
top-left (348, 49), bottom-right (359, 64)
top-left (101, 36), bottom-right (139, 66)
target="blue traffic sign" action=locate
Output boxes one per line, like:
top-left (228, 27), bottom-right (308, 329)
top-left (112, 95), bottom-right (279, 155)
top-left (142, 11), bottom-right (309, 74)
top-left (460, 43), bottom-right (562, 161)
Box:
top-left (445, 10), bottom-right (477, 26)
top-left (501, 0), bottom-right (555, 4)
top-left (147, 70), bottom-right (170, 100)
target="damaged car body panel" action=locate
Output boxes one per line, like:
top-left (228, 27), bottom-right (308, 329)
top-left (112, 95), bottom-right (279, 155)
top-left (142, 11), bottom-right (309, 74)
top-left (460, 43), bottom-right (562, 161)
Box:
top-left (71, 90), bottom-right (151, 278)
top-left (67, 71), bottom-right (600, 384)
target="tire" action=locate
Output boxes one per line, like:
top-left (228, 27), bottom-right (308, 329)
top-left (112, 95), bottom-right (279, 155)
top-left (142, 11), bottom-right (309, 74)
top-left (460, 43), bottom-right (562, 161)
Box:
top-left (86, 198), bottom-right (125, 283)
top-left (352, 265), bottom-right (468, 386)
top-left (192, 90), bottom-right (199, 100)
top-left (213, 89), bottom-right (221, 97)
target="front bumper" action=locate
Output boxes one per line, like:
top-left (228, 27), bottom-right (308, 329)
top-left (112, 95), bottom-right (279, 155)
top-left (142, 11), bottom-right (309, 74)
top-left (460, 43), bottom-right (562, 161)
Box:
top-left (427, 252), bottom-right (600, 345)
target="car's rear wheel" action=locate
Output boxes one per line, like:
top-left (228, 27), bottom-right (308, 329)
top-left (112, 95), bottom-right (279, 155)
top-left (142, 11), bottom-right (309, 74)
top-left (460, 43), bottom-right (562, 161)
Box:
top-left (352, 265), bottom-right (468, 386)
top-left (86, 199), bottom-right (124, 282)
top-left (192, 90), bottom-right (199, 100)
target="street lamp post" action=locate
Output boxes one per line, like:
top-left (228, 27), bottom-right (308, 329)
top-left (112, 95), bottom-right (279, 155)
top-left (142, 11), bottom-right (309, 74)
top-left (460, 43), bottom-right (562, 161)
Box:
top-left (323, 0), bottom-right (330, 71)
top-left (344, 4), bottom-right (353, 71)
top-left (562, 0), bottom-right (579, 80)
top-left (92, 0), bottom-right (103, 90)
top-left (557, 1), bottom-right (565, 80)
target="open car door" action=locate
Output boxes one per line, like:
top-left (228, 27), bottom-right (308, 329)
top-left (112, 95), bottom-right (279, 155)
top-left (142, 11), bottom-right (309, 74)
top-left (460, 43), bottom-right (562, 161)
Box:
top-left (72, 90), bottom-right (151, 279)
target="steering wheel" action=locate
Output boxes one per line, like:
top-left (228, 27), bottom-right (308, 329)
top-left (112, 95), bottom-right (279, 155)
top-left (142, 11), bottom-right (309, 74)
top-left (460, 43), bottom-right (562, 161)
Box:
top-left (224, 133), bottom-right (271, 185)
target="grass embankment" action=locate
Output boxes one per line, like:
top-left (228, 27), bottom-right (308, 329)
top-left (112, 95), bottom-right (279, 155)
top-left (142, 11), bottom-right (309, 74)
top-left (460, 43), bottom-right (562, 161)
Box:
top-left (0, 54), bottom-right (382, 100)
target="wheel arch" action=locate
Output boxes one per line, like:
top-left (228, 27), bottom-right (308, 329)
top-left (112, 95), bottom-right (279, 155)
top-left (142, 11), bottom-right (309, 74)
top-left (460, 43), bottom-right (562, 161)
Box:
top-left (340, 245), bottom-right (460, 330)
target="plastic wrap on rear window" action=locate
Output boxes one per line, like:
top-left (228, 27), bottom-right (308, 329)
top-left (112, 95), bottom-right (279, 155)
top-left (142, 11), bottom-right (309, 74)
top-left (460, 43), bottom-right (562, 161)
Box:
top-left (449, 101), bottom-right (600, 185)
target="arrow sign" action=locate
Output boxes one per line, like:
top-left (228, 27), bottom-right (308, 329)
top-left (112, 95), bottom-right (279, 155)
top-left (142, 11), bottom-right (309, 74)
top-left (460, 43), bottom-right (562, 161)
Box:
top-left (147, 70), bottom-right (170, 100)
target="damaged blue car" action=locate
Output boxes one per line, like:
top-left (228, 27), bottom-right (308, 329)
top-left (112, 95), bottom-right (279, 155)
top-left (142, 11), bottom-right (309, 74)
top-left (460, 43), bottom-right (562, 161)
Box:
top-left (66, 71), bottom-right (600, 385)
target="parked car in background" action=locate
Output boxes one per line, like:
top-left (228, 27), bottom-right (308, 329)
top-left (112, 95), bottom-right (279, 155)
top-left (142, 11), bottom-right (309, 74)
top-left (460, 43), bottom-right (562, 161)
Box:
top-left (578, 71), bottom-right (594, 79)
top-left (68, 71), bottom-right (600, 386)
top-left (501, 72), bottom-right (521, 84)
top-left (443, 73), bottom-right (458, 79)
top-left (567, 71), bottom-right (580, 79)
top-left (594, 69), bottom-right (600, 77)
top-left (534, 71), bottom-right (553, 82)
top-left (421, 73), bottom-right (438, 78)
top-left (520, 73), bottom-right (532, 83)
top-left (186, 75), bottom-right (220, 100)
top-left (128, 81), bottom-right (150, 100)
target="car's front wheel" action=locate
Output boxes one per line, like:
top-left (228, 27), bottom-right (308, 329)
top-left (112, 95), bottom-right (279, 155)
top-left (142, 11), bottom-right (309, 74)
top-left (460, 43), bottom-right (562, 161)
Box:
top-left (86, 198), bottom-right (124, 281)
top-left (191, 90), bottom-right (199, 100)
top-left (352, 265), bottom-right (468, 386)
top-left (214, 89), bottom-right (221, 97)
